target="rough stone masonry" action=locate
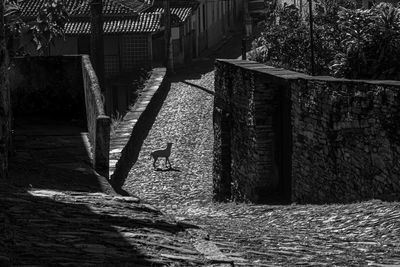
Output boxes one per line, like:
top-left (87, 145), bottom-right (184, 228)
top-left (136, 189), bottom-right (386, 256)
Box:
top-left (0, 1), bottom-right (11, 180)
top-left (214, 59), bottom-right (400, 204)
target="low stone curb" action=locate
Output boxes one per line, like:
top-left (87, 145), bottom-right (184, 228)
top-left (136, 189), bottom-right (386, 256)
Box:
top-left (109, 68), bottom-right (168, 189)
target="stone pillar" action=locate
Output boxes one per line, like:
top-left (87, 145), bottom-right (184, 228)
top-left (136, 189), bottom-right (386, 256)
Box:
top-left (213, 107), bottom-right (232, 202)
top-left (94, 115), bottom-right (110, 178)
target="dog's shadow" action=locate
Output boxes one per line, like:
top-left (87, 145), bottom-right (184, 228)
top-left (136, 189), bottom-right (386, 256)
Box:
top-left (155, 166), bottom-right (181, 172)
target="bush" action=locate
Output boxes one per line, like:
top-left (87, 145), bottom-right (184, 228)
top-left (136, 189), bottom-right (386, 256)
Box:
top-left (250, 4), bottom-right (311, 73)
top-left (332, 3), bottom-right (400, 79)
top-left (250, 2), bottom-right (400, 80)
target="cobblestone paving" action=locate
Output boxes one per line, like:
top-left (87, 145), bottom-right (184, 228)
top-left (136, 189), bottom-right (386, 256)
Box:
top-left (123, 36), bottom-right (400, 266)
top-left (0, 183), bottom-right (236, 266)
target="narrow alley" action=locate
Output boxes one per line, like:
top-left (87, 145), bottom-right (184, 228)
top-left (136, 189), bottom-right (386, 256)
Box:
top-left (123, 36), bottom-right (400, 266)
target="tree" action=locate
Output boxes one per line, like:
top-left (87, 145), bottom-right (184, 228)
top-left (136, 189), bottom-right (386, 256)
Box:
top-left (250, 2), bottom-right (400, 80)
top-left (0, 0), bottom-right (67, 178)
top-left (4, 0), bottom-right (68, 55)
top-left (332, 3), bottom-right (400, 79)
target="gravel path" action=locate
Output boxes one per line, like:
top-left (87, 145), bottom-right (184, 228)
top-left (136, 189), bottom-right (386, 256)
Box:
top-left (123, 36), bottom-right (400, 266)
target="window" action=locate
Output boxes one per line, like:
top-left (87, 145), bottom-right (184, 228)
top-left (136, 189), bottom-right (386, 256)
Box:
top-left (120, 35), bottom-right (148, 72)
top-left (105, 55), bottom-right (119, 77)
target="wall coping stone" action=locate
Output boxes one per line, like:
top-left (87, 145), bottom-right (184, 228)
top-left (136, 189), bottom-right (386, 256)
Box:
top-left (216, 59), bottom-right (400, 86)
top-left (81, 55), bottom-right (110, 177)
top-left (109, 68), bottom-right (167, 188)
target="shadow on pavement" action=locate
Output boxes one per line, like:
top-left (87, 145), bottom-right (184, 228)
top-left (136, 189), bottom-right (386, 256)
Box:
top-left (155, 167), bottom-right (182, 172)
top-left (110, 81), bottom-right (172, 192)
top-left (9, 116), bottom-right (114, 195)
top-left (181, 81), bottom-right (215, 95)
top-left (0, 182), bottom-right (183, 266)
top-left (169, 33), bottom-right (244, 83)
top-left (112, 32), bottom-right (244, 193)
top-left (9, 160), bottom-right (113, 194)
top-left (170, 60), bottom-right (215, 82)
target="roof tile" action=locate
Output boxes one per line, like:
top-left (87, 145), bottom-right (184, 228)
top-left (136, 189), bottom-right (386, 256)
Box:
top-left (65, 12), bottom-right (161, 34)
top-left (20, 0), bottom-right (148, 17)
top-left (147, 6), bottom-right (193, 22)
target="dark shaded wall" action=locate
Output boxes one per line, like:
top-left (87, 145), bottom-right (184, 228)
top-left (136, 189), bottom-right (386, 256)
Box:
top-left (214, 59), bottom-right (400, 204)
top-left (291, 78), bottom-right (400, 203)
top-left (0, 3), bottom-right (11, 179)
top-left (214, 61), bottom-right (284, 203)
top-left (9, 55), bottom-right (110, 177)
top-left (10, 56), bottom-right (86, 120)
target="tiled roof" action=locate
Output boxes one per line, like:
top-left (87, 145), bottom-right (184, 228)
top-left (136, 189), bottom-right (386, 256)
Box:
top-left (147, 6), bottom-right (193, 22)
top-left (65, 12), bottom-right (161, 34)
top-left (153, 0), bottom-right (199, 8)
top-left (116, 0), bottom-right (153, 11)
top-left (146, 1), bottom-right (199, 23)
top-left (20, 0), bottom-right (149, 17)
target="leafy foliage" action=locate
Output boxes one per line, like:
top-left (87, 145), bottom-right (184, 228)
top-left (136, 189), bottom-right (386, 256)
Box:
top-left (31, 0), bottom-right (69, 52)
top-left (250, 4), bottom-right (310, 73)
top-left (332, 3), bottom-right (400, 79)
top-left (250, 1), bottom-right (400, 80)
top-left (4, 0), bottom-right (68, 55)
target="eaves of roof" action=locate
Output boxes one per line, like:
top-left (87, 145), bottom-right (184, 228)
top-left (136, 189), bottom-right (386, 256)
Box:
top-left (65, 12), bottom-right (161, 35)
top-left (19, 0), bottom-right (150, 18)
top-left (147, 6), bottom-right (193, 23)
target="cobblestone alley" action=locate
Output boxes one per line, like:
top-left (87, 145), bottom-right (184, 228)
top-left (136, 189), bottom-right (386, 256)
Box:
top-left (123, 35), bottom-right (400, 266)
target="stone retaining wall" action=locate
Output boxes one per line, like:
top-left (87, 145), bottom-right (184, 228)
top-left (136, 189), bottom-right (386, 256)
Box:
top-left (0, 8), bottom-right (10, 179)
top-left (10, 55), bottom-right (110, 178)
top-left (291, 77), bottom-right (400, 203)
top-left (214, 59), bottom-right (400, 204)
top-left (10, 56), bottom-right (85, 119)
top-left (81, 55), bottom-right (110, 178)
top-left (109, 68), bottom-right (168, 190)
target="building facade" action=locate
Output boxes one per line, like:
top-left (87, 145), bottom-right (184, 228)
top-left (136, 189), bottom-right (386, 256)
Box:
top-left (195, 0), bottom-right (243, 52)
top-left (148, 0), bottom-right (243, 66)
top-left (20, 0), bottom-right (159, 78)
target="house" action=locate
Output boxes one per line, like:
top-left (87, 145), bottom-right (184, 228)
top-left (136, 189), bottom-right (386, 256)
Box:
top-left (195, 0), bottom-right (243, 52)
top-left (20, 0), bottom-right (244, 71)
top-left (20, 0), bottom-right (159, 77)
top-left (18, 0), bottom-right (243, 114)
top-left (146, 0), bottom-right (200, 66)
top-left (148, 0), bottom-right (243, 66)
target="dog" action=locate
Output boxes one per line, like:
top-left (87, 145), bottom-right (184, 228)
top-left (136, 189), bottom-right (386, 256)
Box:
top-left (150, 142), bottom-right (173, 168)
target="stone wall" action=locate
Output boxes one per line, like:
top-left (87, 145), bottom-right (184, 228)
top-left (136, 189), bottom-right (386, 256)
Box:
top-left (109, 68), bottom-right (168, 190)
top-left (81, 55), bottom-right (110, 178)
top-left (0, 3), bottom-right (11, 179)
top-left (214, 61), bottom-right (288, 203)
top-left (291, 78), bottom-right (400, 203)
top-left (10, 55), bottom-right (110, 178)
top-left (10, 56), bottom-right (86, 119)
top-left (214, 59), bottom-right (400, 204)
